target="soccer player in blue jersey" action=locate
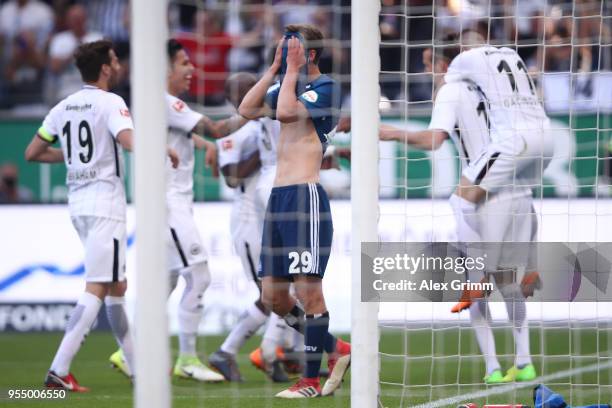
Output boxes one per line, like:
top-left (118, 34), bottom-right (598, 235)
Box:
top-left (238, 24), bottom-right (350, 398)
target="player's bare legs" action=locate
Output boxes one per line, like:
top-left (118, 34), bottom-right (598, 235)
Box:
top-left (262, 275), bottom-right (349, 397)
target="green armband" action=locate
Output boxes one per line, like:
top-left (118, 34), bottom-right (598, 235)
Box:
top-left (37, 127), bottom-right (57, 143)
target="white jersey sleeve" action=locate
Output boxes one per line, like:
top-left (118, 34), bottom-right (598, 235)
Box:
top-left (106, 93), bottom-right (134, 138)
top-left (444, 50), bottom-right (475, 84)
top-left (428, 84), bottom-right (459, 136)
top-left (166, 95), bottom-right (202, 134)
top-left (38, 102), bottom-right (63, 143)
top-left (216, 121), bottom-right (259, 168)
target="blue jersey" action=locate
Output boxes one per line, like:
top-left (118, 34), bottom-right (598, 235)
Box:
top-left (265, 74), bottom-right (340, 153)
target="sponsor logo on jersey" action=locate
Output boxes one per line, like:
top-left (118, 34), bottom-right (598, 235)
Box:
top-left (120, 109), bottom-right (131, 117)
top-left (301, 90), bottom-right (318, 103)
top-left (66, 104), bottom-right (92, 112)
top-left (221, 139), bottom-right (233, 151)
top-left (173, 100), bottom-right (185, 112)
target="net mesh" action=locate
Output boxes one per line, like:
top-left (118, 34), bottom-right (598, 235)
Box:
top-left (377, 1), bottom-right (612, 406)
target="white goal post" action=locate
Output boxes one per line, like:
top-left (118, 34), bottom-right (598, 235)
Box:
top-left (131, 1), bottom-right (170, 408)
top-left (351, 1), bottom-right (381, 407)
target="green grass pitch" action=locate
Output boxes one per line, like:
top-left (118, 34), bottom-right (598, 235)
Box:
top-left (1, 326), bottom-right (610, 407)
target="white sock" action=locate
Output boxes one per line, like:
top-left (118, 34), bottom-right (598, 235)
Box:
top-left (105, 295), bottom-right (135, 374)
top-left (220, 302), bottom-right (268, 355)
top-left (501, 283), bottom-right (532, 367)
top-left (178, 263), bottom-right (211, 357)
top-left (261, 313), bottom-right (288, 363)
top-left (50, 292), bottom-right (102, 376)
top-left (469, 300), bottom-right (500, 375)
top-left (449, 194), bottom-right (481, 242)
top-left (285, 327), bottom-right (304, 351)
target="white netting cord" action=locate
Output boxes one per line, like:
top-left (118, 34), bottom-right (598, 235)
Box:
top-left (377, 1), bottom-right (611, 407)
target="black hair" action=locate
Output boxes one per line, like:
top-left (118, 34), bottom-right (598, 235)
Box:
top-left (167, 39), bottom-right (184, 62)
top-left (435, 34), bottom-right (461, 62)
top-left (74, 40), bottom-right (113, 83)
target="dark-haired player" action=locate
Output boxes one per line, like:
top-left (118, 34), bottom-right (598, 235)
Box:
top-left (108, 39), bottom-right (252, 383)
top-left (375, 34), bottom-right (547, 384)
top-left (25, 40), bottom-right (179, 391)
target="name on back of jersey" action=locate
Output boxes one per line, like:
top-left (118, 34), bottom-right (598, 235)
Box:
top-left (67, 168), bottom-right (98, 183)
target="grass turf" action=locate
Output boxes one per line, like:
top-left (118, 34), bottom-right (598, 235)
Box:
top-left (1, 326), bottom-right (610, 407)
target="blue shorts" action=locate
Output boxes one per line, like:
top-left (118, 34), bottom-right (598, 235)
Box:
top-left (258, 183), bottom-right (333, 280)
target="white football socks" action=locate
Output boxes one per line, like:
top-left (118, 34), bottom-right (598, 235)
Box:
top-left (220, 302), bottom-right (268, 355)
top-left (501, 283), bottom-right (531, 367)
top-left (469, 300), bottom-right (501, 376)
top-left (50, 291), bottom-right (102, 376)
top-left (261, 313), bottom-right (288, 364)
top-left (178, 263), bottom-right (211, 357)
top-left (105, 295), bottom-right (135, 374)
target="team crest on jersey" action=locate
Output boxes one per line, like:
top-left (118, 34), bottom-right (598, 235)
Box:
top-left (301, 90), bottom-right (318, 103)
top-left (120, 109), bottom-right (131, 117)
top-left (221, 139), bottom-right (233, 150)
top-left (173, 100), bottom-right (185, 112)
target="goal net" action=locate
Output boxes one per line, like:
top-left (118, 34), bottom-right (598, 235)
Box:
top-left (372, 0), bottom-right (612, 407)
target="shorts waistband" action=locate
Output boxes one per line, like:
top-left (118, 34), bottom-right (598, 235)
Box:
top-left (271, 182), bottom-right (322, 193)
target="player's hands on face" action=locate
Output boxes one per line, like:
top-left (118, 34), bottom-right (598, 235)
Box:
top-left (270, 40), bottom-right (284, 73)
top-left (167, 147), bottom-right (180, 168)
top-left (286, 37), bottom-right (306, 70)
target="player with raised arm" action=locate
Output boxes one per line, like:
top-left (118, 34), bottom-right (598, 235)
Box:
top-left (374, 36), bottom-right (548, 384)
top-left (108, 39), bottom-right (224, 383)
top-left (238, 24), bottom-right (350, 398)
top-left (24, 40), bottom-right (179, 391)
top-left (209, 72), bottom-right (301, 383)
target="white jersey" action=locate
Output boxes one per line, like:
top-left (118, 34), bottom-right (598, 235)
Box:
top-left (256, 117), bottom-right (280, 173)
top-left (429, 80), bottom-right (532, 199)
top-left (219, 118), bottom-right (279, 281)
top-left (445, 46), bottom-right (549, 143)
top-left (217, 120), bottom-right (261, 218)
top-left (39, 85), bottom-right (133, 220)
top-left (255, 117), bottom-right (280, 207)
top-left (429, 81), bottom-right (491, 168)
top-left (165, 94), bottom-right (203, 202)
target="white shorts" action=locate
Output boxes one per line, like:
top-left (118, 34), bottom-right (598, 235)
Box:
top-left (230, 204), bottom-right (264, 282)
top-left (463, 129), bottom-right (553, 193)
top-left (477, 192), bottom-right (537, 273)
top-left (167, 202), bottom-right (207, 271)
top-left (71, 216), bottom-right (126, 283)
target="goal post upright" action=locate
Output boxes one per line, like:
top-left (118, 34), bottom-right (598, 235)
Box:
top-left (131, 1), bottom-right (170, 408)
top-left (351, 0), bottom-right (381, 406)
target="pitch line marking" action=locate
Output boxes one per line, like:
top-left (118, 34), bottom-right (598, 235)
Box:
top-left (408, 360), bottom-right (612, 408)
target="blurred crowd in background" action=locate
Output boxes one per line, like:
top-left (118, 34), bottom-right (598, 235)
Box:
top-left (0, 0), bottom-right (610, 203)
top-left (0, 0), bottom-right (609, 115)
